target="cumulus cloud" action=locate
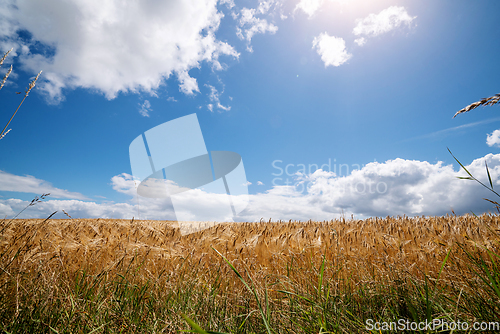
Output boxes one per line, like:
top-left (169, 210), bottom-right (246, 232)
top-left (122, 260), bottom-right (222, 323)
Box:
top-left (3, 155), bottom-right (500, 221)
top-left (237, 154), bottom-right (500, 221)
top-left (236, 3), bottom-right (278, 52)
top-left (312, 33), bottom-right (351, 67)
top-left (487, 129), bottom-right (500, 147)
top-left (257, 181), bottom-right (264, 185)
top-left (138, 100), bottom-right (152, 117)
top-left (294, 0), bottom-right (324, 17)
top-left (177, 70), bottom-right (201, 96)
top-left (353, 6), bottom-right (416, 45)
top-left (110, 174), bottom-right (245, 222)
top-left (111, 173), bottom-right (138, 196)
top-left (0, 0), bottom-right (239, 102)
top-left (0, 170), bottom-right (88, 200)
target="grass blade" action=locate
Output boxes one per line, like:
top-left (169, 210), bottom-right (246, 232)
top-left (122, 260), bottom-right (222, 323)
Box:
top-left (212, 247), bottom-right (273, 334)
top-left (486, 161), bottom-right (494, 190)
top-left (181, 313), bottom-right (209, 334)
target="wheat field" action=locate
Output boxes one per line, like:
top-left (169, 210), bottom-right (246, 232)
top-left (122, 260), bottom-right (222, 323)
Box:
top-left (2, 215), bottom-right (498, 279)
top-left (0, 214), bottom-right (499, 333)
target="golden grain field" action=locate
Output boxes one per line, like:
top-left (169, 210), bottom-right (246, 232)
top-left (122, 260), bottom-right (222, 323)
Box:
top-left (1, 214), bottom-right (499, 333)
top-left (2, 215), bottom-right (499, 284)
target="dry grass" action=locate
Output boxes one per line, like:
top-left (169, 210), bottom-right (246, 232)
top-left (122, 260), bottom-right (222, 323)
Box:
top-left (0, 48), bottom-right (42, 140)
top-left (453, 93), bottom-right (500, 118)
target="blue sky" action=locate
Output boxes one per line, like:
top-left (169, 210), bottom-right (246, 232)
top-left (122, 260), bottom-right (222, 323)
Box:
top-left (1, 0), bottom-right (500, 221)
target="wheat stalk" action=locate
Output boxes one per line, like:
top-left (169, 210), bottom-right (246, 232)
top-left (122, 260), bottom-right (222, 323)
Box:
top-left (0, 48), bottom-right (43, 140)
top-left (453, 93), bottom-right (500, 118)
top-left (0, 70), bottom-right (42, 139)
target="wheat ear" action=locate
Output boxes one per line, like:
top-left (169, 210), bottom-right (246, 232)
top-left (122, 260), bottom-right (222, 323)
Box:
top-left (0, 65), bottom-right (13, 91)
top-left (0, 48), bottom-right (13, 67)
top-left (0, 48), bottom-right (14, 91)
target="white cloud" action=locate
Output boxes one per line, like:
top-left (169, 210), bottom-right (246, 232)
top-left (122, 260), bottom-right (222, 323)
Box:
top-left (487, 130), bottom-right (500, 147)
top-left (0, 198), bottom-right (141, 220)
top-left (207, 84), bottom-right (219, 103)
top-left (206, 83), bottom-right (231, 111)
top-left (353, 6), bottom-right (416, 44)
top-left (220, 0), bottom-right (235, 9)
top-left (176, 70), bottom-right (201, 96)
top-left (312, 33), bottom-right (351, 67)
top-left (138, 100), bottom-right (152, 117)
top-left (3, 155), bottom-right (500, 221)
top-left (294, 0), bottom-right (324, 18)
top-left (217, 104), bottom-right (231, 111)
top-left (0, 0), bottom-right (239, 102)
top-left (354, 37), bottom-right (366, 46)
top-left (0, 170), bottom-right (88, 200)
top-left (237, 5), bottom-right (278, 52)
top-left (111, 173), bottom-right (138, 196)
top-left (408, 118), bottom-right (500, 141)
top-left (237, 154), bottom-right (500, 220)
top-left (257, 181), bottom-right (264, 185)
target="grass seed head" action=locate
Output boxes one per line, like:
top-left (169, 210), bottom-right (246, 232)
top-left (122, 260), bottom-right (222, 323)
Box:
top-left (454, 93), bottom-right (500, 118)
top-left (0, 65), bottom-right (13, 91)
top-left (0, 48), bottom-right (13, 67)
